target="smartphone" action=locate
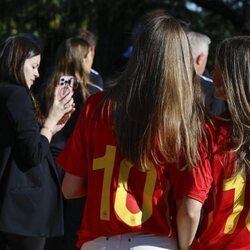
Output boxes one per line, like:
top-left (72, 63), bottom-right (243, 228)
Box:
top-left (58, 76), bottom-right (77, 98)
top-left (59, 76), bottom-right (78, 89)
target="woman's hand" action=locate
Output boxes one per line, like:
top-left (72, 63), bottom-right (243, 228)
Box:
top-left (42, 85), bottom-right (75, 137)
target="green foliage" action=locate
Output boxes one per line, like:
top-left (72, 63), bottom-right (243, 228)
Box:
top-left (0, 0), bottom-right (248, 79)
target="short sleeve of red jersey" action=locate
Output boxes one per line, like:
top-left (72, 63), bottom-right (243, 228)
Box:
top-left (173, 160), bottom-right (213, 204)
top-left (56, 94), bottom-right (98, 177)
top-left (172, 123), bottom-right (215, 204)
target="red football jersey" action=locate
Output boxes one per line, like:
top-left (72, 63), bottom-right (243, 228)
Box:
top-left (175, 116), bottom-right (250, 250)
top-left (57, 92), bottom-right (177, 248)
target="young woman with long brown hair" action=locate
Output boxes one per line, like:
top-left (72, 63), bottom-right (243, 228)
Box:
top-left (177, 36), bottom-right (250, 250)
top-left (57, 15), bottom-right (206, 250)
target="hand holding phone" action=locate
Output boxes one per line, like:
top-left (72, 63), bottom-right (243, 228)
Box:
top-left (58, 76), bottom-right (74, 98)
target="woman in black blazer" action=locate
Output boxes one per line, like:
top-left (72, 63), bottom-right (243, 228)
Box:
top-left (0, 36), bottom-right (74, 250)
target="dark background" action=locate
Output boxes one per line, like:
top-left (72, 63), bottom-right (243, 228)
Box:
top-left (0, 0), bottom-right (249, 82)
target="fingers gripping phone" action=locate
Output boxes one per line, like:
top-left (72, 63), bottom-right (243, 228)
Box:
top-left (57, 76), bottom-right (77, 125)
top-left (58, 76), bottom-right (78, 98)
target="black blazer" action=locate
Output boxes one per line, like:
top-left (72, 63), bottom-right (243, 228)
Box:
top-left (0, 82), bottom-right (64, 237)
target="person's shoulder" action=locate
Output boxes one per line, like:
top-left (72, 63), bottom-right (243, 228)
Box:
top-left (199, 75), bottom-right (214, 89)
top-left (90, 68), bottom-right (104, 90)
top-left (88, 90), bottom-right (105, 100)
top-left (0, 82), bottom-right (28, 100)
top-left (0, 83), bottom-right (32, 120)
top-left (86, 91), bottom-right (110, 112)
top-left (199, 74), bottom-right (213, 83)
top-left (81, 92), bottom-right (110, 126)
top-left (86, 91), bottom-right (105, 108)
top-left (205, 114), bottom-right (230, 132)
top-left (0, 81), bottom-right (20, 90)
top-left (88, 82), bottom-right (103, 94)
top-left (204, 114), bottom-right (231, 149)
top-left (90, 68), bottom-right (100, 76)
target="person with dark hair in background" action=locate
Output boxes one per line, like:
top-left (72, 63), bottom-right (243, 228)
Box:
top-left (0, 36), bottom-right (74, 250)
top-left (177, 36), bottom-right (250, 250)
top-left (187, 31), bottom-right (227, 115)
top-left (57, 15), bottom-right (207, 250)
top-left (40, 36), bottom-right (103, 250)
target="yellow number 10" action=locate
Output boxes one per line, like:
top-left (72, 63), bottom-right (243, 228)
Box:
top-left (93, 145), bottom-right (157, 226)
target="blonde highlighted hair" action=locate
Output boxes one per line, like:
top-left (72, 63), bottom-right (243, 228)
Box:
top-left (43, 37), bottom-right (90, 115)
top-left (107, 15), bottom-right (206, 171)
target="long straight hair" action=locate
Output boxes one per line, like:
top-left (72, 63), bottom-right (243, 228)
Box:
top-left (216, 36), bottom-right (250, 171)
top-left (107, 15), bottom-right (206, 171)
top-left (0, 36), bottom-right (43, 123)
top-left (43, 37), bottom-right (90, 115)
top-left (0, 36), bottom-right (40, 87)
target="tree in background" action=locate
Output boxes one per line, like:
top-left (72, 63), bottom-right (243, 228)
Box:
top-left (0, 0), bottom-right (248, 83)
top-left (0, 3), bottom-right (249, 250)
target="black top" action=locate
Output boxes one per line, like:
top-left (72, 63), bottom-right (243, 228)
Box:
top-left (0, 82), bottom-right (64, 237)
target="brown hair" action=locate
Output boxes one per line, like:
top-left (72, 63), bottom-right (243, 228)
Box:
top-left (0, 36), bottom-right (43, 123)
top-left (107, 15), bottom-right (206, 171)
top-left (43, 37), bottom-right (90, 115)
top-left (216, 36), bottom-right (250, 171)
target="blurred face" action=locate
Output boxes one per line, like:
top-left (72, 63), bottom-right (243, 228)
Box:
top-left (89, 46), bottom-right (95, 59)
top-left (23, 55), bottom-right (40, 88)
top-left (82, 49), bottom-right (93, 74)
top-left (213, 63), bottom-right (226, 100)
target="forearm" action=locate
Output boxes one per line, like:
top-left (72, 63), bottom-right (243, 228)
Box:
top-left (62, 172), bottom-right (87, 199)
top-left (177, 198), bottom-right (202, 250)
top-left (40, 117), bottom-right (58, 142)
top-left (40, 85), bottom-right (75, 141)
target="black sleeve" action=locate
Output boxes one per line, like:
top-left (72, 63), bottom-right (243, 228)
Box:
top-left (6, 87), bottom-right (50, 169)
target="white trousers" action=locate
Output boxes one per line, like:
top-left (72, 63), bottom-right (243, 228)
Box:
top-left (80, 233), bottom-right (178, 250)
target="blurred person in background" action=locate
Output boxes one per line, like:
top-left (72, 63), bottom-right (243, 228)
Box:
top-left (40, 36), bottom-right (103, 250)
top-left (187, 31), bottom-right (227, 115)
top-left (73, 28), bottom-right (104, 90)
